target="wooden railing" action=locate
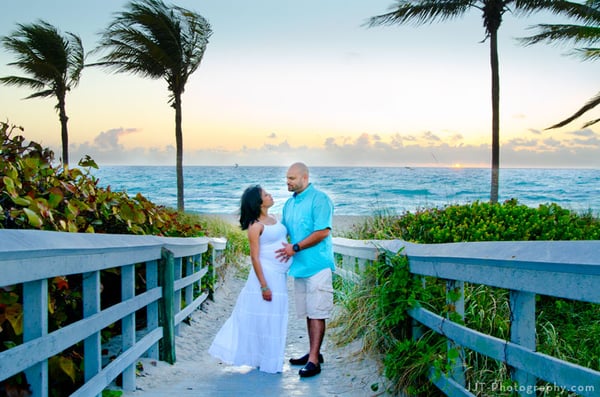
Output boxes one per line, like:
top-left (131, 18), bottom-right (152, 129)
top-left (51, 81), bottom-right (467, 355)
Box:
top-left (332, 237), bottom-right (600, 397)
top-left (0, 229), bottom-right (226, 397)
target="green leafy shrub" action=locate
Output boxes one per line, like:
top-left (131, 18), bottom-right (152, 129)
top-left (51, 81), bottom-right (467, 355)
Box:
top-left (347, 199), bottom-right (599, 242)
top-left (0, 122), bottom-right (202, 236)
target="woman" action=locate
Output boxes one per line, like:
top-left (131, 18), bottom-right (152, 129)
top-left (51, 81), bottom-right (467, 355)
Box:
top-left (208, 185), bottom-right (291, 373)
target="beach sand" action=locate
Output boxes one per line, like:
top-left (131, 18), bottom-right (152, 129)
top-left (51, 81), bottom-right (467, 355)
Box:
top-left (201, 213), bottom-right (369, 235)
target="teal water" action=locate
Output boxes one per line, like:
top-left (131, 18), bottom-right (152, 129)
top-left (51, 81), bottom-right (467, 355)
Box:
top-left (90, 166), bottom-right (600, 216)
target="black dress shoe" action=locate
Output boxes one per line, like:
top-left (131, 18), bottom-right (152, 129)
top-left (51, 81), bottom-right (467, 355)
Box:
top-left (299, 361), bottom-right (321, 378)
top-left (289, 353), bottom-right (324, 366)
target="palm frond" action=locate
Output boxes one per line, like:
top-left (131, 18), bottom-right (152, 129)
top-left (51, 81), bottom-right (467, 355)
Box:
top-left (521, 24), bottom-right (599, 44)
top-left (1, 19), bottom-right (84, 93)
top-left (94, 32), bottom-right (167, 78)
top-left (1, 19), bottom-right (83, 166)
top-left (24, 90), bottom-right (55, 100)
top-left (92, 0), bottom-right (211, 103)
top-left (575, 46), bottom-right (600, 59)
top-left (519, 24), bottom-right (600, 47)
top-left (581, 117), bottom-right (600, 127)
top-left (0, 75), bottom-right (46, 90)
top-left (367, 0), bottom-right (473, 27)
top-left (66, 32), bottom-right (85, 87)
top-left (546, 91), bottom-right (600, 129)
top-left (516, 0), bottom-right (600, 23)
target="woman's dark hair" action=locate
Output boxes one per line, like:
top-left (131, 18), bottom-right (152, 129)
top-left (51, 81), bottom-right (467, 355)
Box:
top-left (240, 185), bottom-right (263, 230)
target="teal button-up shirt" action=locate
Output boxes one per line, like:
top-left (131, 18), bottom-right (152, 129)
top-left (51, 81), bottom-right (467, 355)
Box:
top-left (282, 184), bottom-right (335, 278)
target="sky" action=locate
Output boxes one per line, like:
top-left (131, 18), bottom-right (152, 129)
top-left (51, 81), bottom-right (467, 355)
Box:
top-left (0, 0), bottom-right (598, 168)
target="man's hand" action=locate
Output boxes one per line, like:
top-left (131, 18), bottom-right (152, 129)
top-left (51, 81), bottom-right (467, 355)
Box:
top-left (275, 242), bottom-right (293, 262)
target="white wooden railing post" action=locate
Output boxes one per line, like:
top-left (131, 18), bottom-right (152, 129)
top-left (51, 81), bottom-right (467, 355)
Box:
top-left (210, 238), bottom-right (227, 297)
top-left (184, 257), bottom-right (194, 319)
top-left (192, 254), bottom-right (202, 295)
top-left (173, 257), bottom-right (182, 336)
top-left (446, 280), bottom-right (466, 386)
top-left (412, 276), bottom-right (426, 340)
top-left (121, 264), bottom-right (136, 391)
top-left (82, 270), bottom-right (101, 397)
top-left (23, 279), bottom-right (48, 397)
top-left (510, 290), bottom-right (536, 394)
top-left (145, 260), bottom-right (159, 360)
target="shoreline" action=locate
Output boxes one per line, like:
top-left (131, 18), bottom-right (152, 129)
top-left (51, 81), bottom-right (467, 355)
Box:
top-left (201, 213), bottom-right (369, 234)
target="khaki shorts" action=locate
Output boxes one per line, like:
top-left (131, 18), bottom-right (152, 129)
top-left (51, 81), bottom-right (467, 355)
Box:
top-left (294, 268), bottom-right (334, 320)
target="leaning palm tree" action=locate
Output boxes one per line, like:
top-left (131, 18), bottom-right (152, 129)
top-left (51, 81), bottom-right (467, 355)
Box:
top-left (519, 0), bottom-right (600, 129)
top-left (1, 20), bottom-right (84, 166)
top-left (92, 0), bottom-right (212, 211)
top-left (368, 0), bottom-right (584, 203)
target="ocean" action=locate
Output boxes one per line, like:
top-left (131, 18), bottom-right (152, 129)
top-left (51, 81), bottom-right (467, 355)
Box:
top-left (90, 166), bottom-right (600, 217)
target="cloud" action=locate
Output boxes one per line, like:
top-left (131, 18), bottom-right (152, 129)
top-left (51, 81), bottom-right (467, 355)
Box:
top-left (422, 131), bottom-right (441, 143)
top-left (449, 133), bottom-right (463, 143)
top-left (542, 137), bottom-right (561, 148)
top-left (70, 127), bottom-right (173, 166)
top-left (506, 138), bottom-right (539, 149)
top-left (67, 126), bottom-right (600, 168)
top-left (93, 128), bottom-right (140, 151)
top-left (569, 129), bottom-right (596, 138)
top-left (564, 129), bottom-right (600, 148)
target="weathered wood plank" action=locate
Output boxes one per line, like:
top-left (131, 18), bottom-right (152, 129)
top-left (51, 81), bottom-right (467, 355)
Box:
top-left (70, 328), bottom-right (163, 397)
top-left (0, 288), bottom-right (160, 380)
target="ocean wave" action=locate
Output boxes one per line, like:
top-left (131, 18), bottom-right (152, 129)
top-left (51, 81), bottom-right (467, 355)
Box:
top-left (91, 166), bottom-right (600, 216)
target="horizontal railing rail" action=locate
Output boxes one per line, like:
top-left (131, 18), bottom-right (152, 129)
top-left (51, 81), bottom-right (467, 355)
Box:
top-left (0, 229), bottom-right (227, 397)
top-left (332, 237), bottom-right (600, 397)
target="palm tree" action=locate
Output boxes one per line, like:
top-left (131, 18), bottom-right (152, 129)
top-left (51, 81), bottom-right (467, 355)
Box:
top-left (367, 0), bottom-right (583, 203)
top-left (92, 0), bottom-right (212, 211)
top-left (519, 0), bottom-right (600, 129)
top-left (1, 20), bottom-right (84, 166)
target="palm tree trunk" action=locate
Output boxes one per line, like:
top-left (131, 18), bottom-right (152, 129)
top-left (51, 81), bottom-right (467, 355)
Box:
top-left (58, 96), bottom-right (69, 167)
top-left (489, 28), bottom-right (500, 204)
top-left (175, 94), bottom-right (184, 212)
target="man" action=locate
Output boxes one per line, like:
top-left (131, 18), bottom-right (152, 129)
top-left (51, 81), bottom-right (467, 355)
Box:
top-left (276, 162), bottom-right (335, 378)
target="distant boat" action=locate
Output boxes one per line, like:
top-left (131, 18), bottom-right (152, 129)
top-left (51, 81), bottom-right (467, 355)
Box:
top-left (234, 163), bottom-right (239, 168)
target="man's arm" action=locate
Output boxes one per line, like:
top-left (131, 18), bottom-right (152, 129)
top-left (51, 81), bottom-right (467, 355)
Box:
top-left (275, 228), bottom-right (330, 260)
top-left (294, 228), bottom-right (330, 251)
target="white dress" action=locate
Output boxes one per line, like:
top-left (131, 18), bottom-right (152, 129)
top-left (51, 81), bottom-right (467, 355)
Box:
top-left (208, 220), bottom-right (291, 373)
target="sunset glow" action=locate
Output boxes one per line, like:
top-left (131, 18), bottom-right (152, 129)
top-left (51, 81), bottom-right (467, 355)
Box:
top-left (0, 0), bottom-right (598, 168)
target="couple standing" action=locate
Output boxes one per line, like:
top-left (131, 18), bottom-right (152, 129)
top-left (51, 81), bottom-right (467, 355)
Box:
top-left (208, 162), bottom-right (334, 378)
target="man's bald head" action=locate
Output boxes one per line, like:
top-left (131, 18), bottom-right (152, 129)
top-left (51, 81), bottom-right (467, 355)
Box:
top-left (286, 162), bottom-right (310, 194)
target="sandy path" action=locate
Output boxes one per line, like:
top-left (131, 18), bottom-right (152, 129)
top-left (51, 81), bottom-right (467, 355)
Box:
top-left (120, 259), bottom-right (391, 396)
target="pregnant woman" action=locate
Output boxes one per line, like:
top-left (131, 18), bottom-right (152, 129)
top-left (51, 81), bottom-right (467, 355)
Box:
top-left (208, 185), bottom-right (291, 373)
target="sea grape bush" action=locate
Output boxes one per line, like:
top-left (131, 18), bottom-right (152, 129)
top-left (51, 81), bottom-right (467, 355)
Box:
top-left (0, 122), bottom-right (202, 236)
top-left (349, 198), bottom-right (600, 242)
